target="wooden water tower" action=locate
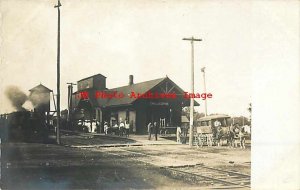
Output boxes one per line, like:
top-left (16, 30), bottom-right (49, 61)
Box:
top-left (29, 84), bottom-right (52, 124)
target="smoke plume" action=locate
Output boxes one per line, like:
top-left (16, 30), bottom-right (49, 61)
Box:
top-left (5, 86), bottom-right (28, 111)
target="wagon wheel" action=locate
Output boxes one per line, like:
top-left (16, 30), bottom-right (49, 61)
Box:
top-left (212, 136), bottom-right (217, 146)
top-left (197, 134), bottom-right (204, 147)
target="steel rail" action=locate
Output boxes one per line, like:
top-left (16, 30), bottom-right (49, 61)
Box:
top-left (166, 166), bottom-right (250, 188)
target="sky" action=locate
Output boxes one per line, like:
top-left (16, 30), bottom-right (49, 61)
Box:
top-left (1, 0), bottom-right (253, 116)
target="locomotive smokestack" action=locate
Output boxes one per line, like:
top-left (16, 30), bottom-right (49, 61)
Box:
top-left (129, 75), bottom-right (134, 85)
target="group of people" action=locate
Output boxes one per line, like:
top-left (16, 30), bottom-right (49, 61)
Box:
top-left (104, 120), bottom-right (130, 137)
top-left (147, 122), bottom-right (188, 143)
top-left (147, 122), bottom-right (159, 140)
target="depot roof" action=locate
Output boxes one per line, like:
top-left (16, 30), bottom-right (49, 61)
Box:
top-left (74, 76), bottom-right (200, 108)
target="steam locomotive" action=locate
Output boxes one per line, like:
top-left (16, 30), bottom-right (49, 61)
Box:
top-left (0, 110), bottom-right (49, 143)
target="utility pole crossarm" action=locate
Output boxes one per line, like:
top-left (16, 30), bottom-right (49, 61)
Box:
top-left (54, 0), bottom-right (62, 8)
top-left (67, 83), bottom-right (77, 85)
top-left (182, 38), bottom-right (202, 41)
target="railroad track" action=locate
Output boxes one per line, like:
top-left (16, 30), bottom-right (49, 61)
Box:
top-left (94, 148), bottom-right (251, 189)
top-left (164, 164), bottom-right (251, 189)
top-left (79, 145), bottom-right (251, 189)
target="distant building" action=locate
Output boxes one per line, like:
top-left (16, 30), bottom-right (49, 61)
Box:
top-left (71, 74), bottom-right (199, 134)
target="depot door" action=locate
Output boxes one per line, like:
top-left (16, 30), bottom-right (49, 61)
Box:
top-left (148, 105), bottom-right (170, 126)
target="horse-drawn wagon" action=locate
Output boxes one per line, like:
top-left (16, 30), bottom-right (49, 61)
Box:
top-left (195, 114), bottom-right (231, 147)
top-left (194, 115), bottom-right (251, 148)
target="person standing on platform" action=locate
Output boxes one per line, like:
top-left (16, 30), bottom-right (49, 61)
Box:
top-left (104, 121), bottom-right (109, 135)
top-left (181, 124), bottom-right (187, 144)
top-left (154, 122), bottom-right (159, 141)
top-left (176, 126), bottom-right (182, 143)
top-left (147, 122), bottom-right (153, 140)
top-left (119, 121), bottom-right (125, 136)
top-left (125, 120), bottom-right (130, 138)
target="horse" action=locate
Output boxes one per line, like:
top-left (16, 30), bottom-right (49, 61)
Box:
top-left (239, 125), bottom-right (251, 149)
top-left (226, 127), bottom-right (236, 148)
top-left (230, 125), bottom-right (248, 149)
top-left (239, 128), bottom-right (246, 149)
top-left (232, 125), bottom-right (241, 148)
top-left (243, 125), bottom-right (251, 139)
top-left (214, 126), bottom-right (231, 147)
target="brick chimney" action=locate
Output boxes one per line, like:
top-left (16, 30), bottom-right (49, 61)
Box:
top-left (129, 75), bottom-right (134, 85)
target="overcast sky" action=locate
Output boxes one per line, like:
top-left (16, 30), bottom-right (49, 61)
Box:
top-left (1, 0), bottom-right (290, 117)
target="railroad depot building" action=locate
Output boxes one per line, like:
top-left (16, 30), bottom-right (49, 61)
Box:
top-left (71, 74), bottom-right (199, 134)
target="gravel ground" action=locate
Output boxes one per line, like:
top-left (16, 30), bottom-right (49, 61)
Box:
top-left (1, 143), bottom-right (200, 189)
top-left (1, 133), bottom-right (250, 189)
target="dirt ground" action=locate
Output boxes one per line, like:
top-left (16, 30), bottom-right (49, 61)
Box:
top-left (1, 133), bottom-right (250, 189)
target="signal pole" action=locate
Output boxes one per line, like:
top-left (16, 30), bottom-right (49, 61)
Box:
top-left (54, 0), bottom-right (62, 144)
top-left (67, 83), bottom-right (76, 130)
top-left (183, 36), bottom-right (202, 147)
top-left (201, 67), bottom-right (208, 116)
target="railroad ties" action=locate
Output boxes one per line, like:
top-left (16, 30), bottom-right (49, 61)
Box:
top-left (165, 164), bottom-right (251, 189)
top-left (75, 145), bottom-right (251, 189)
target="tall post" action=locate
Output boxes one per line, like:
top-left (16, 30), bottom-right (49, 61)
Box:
top-left (201, 67), bottom-right (208, 116)
top-left (183, 36), bottom-right (202, 147)
top-left (67, 85), bottom-right (71, 120)
top-left (169, 108), bottom-right (172, 126)
top-left (54, 0), bottom-right (62, 144)
top-left (67, 83), bottom-right (76, 130)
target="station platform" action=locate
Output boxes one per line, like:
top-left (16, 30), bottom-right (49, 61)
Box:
top-left (59, 130), bottom-right (180, 148)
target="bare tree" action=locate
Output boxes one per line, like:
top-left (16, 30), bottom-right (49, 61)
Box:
top-left (248, 103), bottom-right (252, 125)
top-left (182, 107), bottom-right (205, 121)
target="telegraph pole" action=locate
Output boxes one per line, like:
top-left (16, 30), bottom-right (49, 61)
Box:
top-left (54, 0), bottom-right (62, 144)
top-left (183, 36), bottom-right (202, 147)
top-left (201, 67), bottom-right (208, 116)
